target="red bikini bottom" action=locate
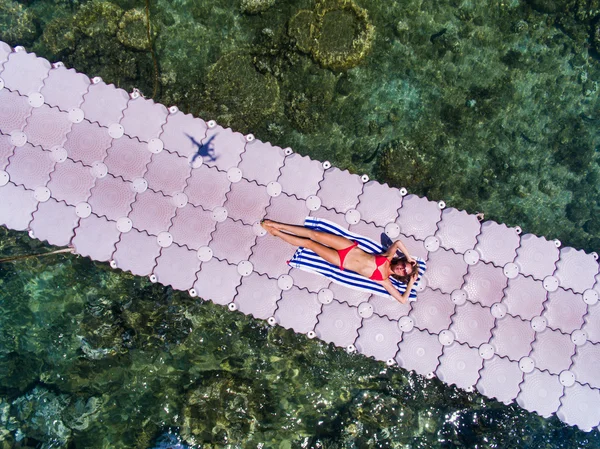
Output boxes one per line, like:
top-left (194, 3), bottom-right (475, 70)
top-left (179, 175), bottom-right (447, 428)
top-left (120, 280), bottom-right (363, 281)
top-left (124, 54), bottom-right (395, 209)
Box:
top-left (337, 241), bottom-right (358, 270)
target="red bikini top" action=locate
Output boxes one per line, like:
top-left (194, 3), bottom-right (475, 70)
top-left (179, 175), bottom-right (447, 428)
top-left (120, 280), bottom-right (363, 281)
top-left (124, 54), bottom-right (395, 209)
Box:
top-left (369, 256), bottom-right (389, 281)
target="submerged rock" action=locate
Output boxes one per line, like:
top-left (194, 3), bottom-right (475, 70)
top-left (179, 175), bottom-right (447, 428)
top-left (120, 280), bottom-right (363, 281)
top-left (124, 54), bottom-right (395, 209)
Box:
top-left (240, 0), bottom-right (276, 14)
top-left (10, 387), bottom-right (71, 445)
top-left (526, 0), bottom-right (570, 13)
top-left (38, 0), bottom-right (155, 95)
top-left (74, 1), bottom-right (124, 37)
top-left (117, 8), bottom-right (153, 51)
top-left (0, 0), bottom-right (38, 46)
top-left (284, 61), bottom-right (337, 132)
top-left (62, 396), bottom-right (103, 432)
top-left (204, 52), bottom-right (280, 132)
top-left (180, 371), bottom-right (267, 445)
top-left (288, 10), bottom-right (315, 54)
top-left (288, 0), bottom-right (375, 71)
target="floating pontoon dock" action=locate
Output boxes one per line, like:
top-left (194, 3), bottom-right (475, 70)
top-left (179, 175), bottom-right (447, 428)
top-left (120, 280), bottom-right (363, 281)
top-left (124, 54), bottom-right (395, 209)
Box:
top-left (0, 41), bottom-right (599, 431)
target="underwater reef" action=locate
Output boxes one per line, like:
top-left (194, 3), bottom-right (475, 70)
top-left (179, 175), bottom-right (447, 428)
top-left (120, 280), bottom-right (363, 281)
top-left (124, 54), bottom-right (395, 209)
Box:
top-left (1, 0), bottom-right (600, 447)
top-left (289, 0), bottom-right (375, 71)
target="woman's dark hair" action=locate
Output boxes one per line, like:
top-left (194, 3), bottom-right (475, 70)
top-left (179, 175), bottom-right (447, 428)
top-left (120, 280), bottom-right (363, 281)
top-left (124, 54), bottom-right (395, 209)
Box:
top-left (389, 255), bottom-right (418, 284)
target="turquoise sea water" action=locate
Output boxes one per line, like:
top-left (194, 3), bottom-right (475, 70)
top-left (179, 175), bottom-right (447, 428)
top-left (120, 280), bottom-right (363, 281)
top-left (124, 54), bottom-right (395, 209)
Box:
top-left (1, 0), bottom-right (600, 447)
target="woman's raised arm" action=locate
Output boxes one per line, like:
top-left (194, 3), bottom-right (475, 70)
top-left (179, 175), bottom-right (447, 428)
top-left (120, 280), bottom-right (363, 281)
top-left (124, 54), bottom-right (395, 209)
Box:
top-left (379, 277), bottom-right (416, 304)
top-left (384, 239), bottom-right (414, 262)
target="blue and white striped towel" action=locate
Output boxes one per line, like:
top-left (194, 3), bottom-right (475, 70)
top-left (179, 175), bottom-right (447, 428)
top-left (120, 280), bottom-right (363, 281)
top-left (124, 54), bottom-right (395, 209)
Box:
top-left (287, 217), bottom-right (426, 301)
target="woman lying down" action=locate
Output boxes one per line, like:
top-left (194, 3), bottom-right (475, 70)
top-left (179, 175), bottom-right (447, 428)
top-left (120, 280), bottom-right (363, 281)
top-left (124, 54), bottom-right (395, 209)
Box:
top-left (261, 219), bottom-right (420, 304)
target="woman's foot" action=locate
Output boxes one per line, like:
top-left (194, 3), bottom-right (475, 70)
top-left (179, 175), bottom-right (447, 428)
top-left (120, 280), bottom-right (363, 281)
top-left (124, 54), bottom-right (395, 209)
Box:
top-left (261, 220), bottom-right (279, 235)
top-left (262, 219), bottom-right (283, 230)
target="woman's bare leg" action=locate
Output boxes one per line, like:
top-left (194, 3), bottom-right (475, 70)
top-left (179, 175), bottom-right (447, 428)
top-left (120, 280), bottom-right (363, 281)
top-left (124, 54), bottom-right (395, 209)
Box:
top-left (268, 228), bottom-right (340, 266)
top-left (263, 220), bottom-right (354, 250)
top-left (262, 220), bottom-right (312, 237)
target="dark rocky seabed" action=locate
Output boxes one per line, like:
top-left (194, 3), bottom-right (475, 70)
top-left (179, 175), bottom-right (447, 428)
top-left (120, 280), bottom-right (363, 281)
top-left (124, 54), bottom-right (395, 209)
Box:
top-left (0, 0), bottom-right (600, 447)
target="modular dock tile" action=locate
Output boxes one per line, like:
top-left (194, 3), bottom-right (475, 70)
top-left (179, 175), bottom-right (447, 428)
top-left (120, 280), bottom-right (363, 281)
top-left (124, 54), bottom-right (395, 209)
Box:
top-left (128, 189), bottom-right (177, 236)
top-left (248, 234), bottom-right (295, 279)
top-left (103, 134), bottom-right (153, 182)
top-left (423, 248), bottom-right (468, 294)
top-left (515, 233), bottom-right (560, 280)
top-left (238, 139), bottom-right (286, 186)
top-left (474, 221), bottom-right (520, 267)
top-left (289, 267), bottom-right (331, 293)
top-left (71, 213), bottom-right (121, 262)
top-left (489, 314), bottom-right (535, 362)
top-left (557, 383), bottom-right (600, 431)
top-left (201, 126), bottom-right (245, 172)
top-left (277, 153), bottom-right (324, 200)
top-left (348, 220), bottom-right (383, 243)
top-left (502, 275), bottom-right (548, 321)
top-left (2, 44), bottom-right (599, 431)
top-left (113, 228), bottom-right (161, 277)
top-left (356, 181), bottom-right (403, 227)
top-left (583, 305), bottom-right (600, 344)
top-left (516, 369), bottom-right (564, 418)
top-left (210, 218), bottom-right (257, 265)
top-left (476, 356), bottom-right (523, 405)
top-left (542, 288), bottom-right (587, 334)
top-left (309, 206), bottom-right (348, 228)
top-left (6, 143), bottom-right (54, 189)
top-left (396, 327), bottom-right (443, 377)
top-left (224, 178), bottom-right (271, 226)
top-left (529, 328), bottom-right (576, 375)
top-left (30, 198), bottom-right (78, 247)
top-left (47, 159), bottom-right (95, 206)
top-left (570, 343), bottom-right (600, 389)
top-left (39, 66), bottom-right (90, 111)
top-left (409, 288), bottom-right (454, 334)
top-left (0, 41), bottom-right (11, 65)
top-left (87, 173), bottom-right (137, 222)
top-left (0, 133), bottom-right (15, 169)
top-left (450, 301), bottom-right (495, 347)
top-left (153, 244), bottom-right (200, 291)
top-left (462, 261), bottom-right (508, 308)
top-left (63, 120), bottom-right (113, 166)
top-left (355, 314), bottom-right (403, 361)
top-left (330, 282), bottom-right (372, 307)
top-left (23, 104), bottom-right (72, 150)
top-left (119, 96), bottom-right (168, 142)
top-left (317, 167), bottom-right (363, 214)
top-left (395, 233), bottom-right (428, 260)
top-left (1, 51), bottom-right (50, 95)
top-left (168, 204), bottom-right (216, 251)
top-left (315, 299), bottom-right (362, 348)
top-left (144, 149), bottom-right (191, 196)
top-left (0, 88), bottom-right (32, 131)
top-left (396, 194), bottom-right (441, 241)
top-left (275, 286), bottom-right (322, 334)
top-left (80, 81), bottom-right (130, 128)
top-left (369, 294), bottom-right (410, 321)
top-left (436, 342), bottom-right (484, 390)
top-left (264, 192), bottom-right (310, 225)
top-left (184, 164), bottom-right (230, 210)
top-left (193, 258), bottom-right (241, 306)
top-left (555, 247), bottom-right (598, 294)
top-left (160, 110), bottom-right (207, 159)
top-left (234, 272), bottom-right (281, 320)
top-left (435, 208), bottom-right (480, 254)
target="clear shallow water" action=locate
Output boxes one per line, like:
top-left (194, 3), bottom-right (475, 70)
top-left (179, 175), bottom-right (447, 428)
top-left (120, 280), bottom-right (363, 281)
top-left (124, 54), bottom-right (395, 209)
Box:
top-left (1, 0), bottom-right (600, 447)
